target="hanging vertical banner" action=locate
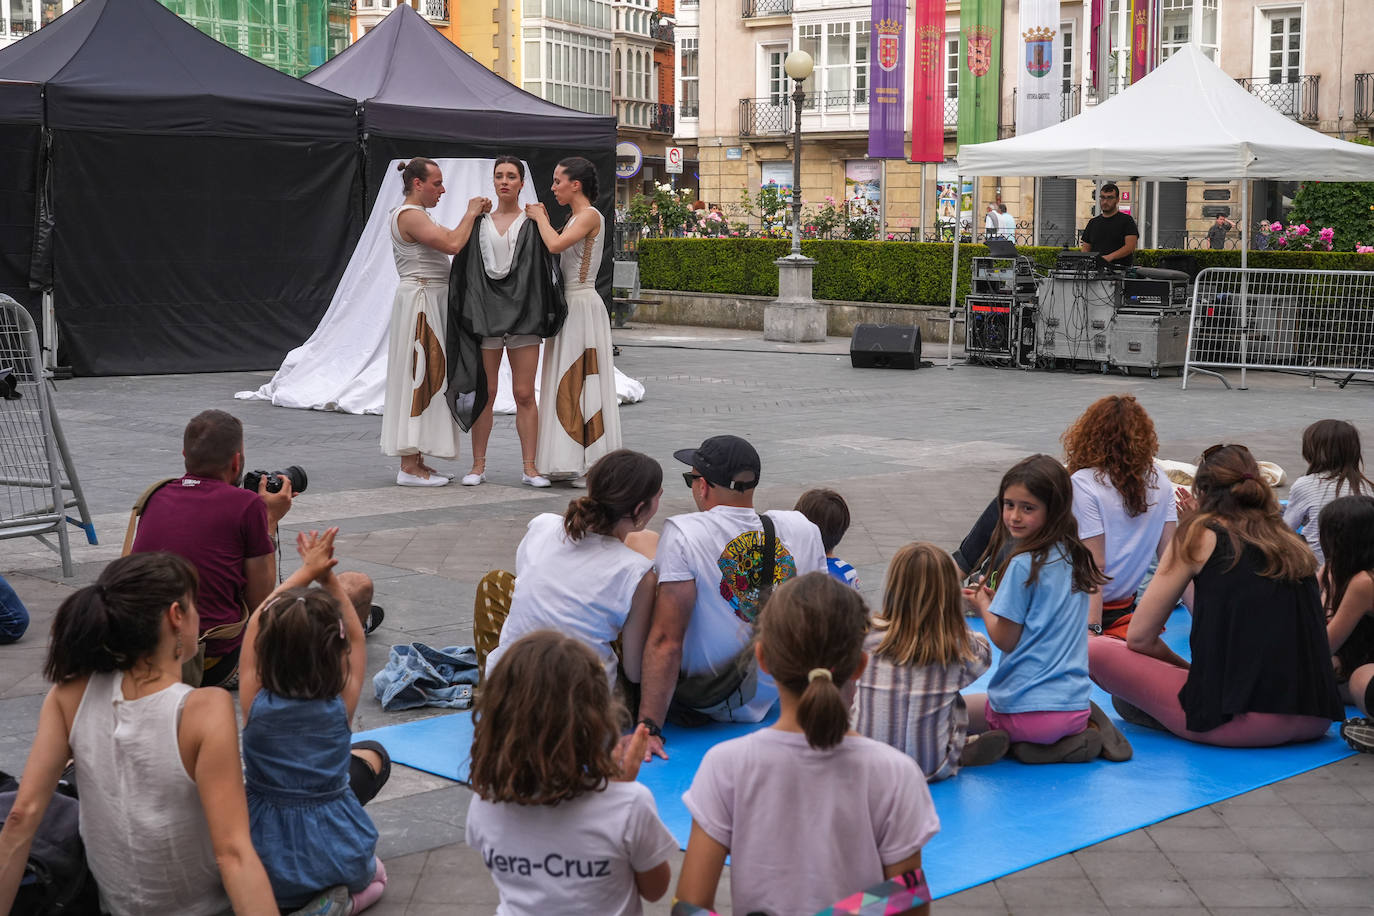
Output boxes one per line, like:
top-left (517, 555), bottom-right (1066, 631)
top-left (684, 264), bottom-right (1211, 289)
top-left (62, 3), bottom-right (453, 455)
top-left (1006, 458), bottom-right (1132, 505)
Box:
top-left (909, 0), bottom-right (946, 163)
top-left (867, 0), bottom-right (907, 158)
top-left (1089, 0), bottom-right (1103, 93)
top-left (957, 0), bottom-right (1001, 147)
top-left (1016, 0), bottom-right (1062, 134)
top-left (1130, 0), bottom-right (1153, 84)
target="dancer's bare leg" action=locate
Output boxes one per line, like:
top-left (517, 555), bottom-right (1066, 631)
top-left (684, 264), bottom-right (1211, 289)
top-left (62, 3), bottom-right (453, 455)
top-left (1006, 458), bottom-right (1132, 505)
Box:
top-left (399, 453), bottom-right (429, 477)
top-left (508, 344), bottom-right (541, 475)
top-left (467, 347), bottom-right (504, 477)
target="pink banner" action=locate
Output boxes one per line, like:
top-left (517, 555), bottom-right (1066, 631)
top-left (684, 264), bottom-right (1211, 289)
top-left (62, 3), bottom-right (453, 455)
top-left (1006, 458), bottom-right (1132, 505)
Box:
top-left (1089, 0), bottom-right (1102, 92)
top-left (909, 0), bottom-right (946, 163)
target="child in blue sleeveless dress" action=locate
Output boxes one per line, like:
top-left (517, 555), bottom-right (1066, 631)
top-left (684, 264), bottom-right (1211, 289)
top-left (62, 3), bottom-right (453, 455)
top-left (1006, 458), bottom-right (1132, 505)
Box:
top-left (239, 528), bottom-right (390, 915)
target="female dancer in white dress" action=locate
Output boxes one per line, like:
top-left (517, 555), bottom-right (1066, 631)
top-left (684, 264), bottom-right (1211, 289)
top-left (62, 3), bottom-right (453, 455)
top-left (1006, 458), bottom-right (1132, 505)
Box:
top-left (525, 157), bottom-right (621, 482)
top-left (464, 156), bottom-right (549, 489)
top-left (382, 158), bottom-right (489, 487)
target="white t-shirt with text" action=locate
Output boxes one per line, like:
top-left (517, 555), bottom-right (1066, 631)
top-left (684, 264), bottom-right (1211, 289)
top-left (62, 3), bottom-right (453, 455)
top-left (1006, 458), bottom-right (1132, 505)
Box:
top-left (655, 506), bottom-right (826, 720)
top-left (466, 780), bottom-right (677, 916)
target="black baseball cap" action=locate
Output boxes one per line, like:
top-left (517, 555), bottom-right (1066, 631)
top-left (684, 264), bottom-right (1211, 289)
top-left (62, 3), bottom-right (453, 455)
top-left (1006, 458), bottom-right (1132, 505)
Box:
top-left (674, 435), bottom-right (761, 492)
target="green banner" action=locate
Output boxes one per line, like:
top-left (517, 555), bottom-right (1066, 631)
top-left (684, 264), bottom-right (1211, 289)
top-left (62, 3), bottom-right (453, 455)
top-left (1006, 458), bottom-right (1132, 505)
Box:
top-left (957, 0), bottom-right (1002, 147)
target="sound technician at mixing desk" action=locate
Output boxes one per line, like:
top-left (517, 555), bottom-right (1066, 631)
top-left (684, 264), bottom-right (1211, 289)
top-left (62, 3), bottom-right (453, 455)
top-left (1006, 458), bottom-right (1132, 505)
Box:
top-left (1080, 183), bottom-right (1139, 267)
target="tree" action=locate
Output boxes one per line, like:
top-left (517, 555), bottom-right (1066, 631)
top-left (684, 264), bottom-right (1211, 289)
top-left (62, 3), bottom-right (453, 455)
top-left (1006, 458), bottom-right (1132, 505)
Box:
top-left (1286, 138), bottom-right (1374, 251)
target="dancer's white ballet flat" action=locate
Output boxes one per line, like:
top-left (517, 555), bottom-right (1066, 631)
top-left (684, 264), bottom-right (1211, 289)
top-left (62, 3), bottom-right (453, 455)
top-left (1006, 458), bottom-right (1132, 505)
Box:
top-left (397, 468), bottom-right (449, 488)
top-left (522, 472), bottom-right (551, 488)
top-left (569, 475), bottom-right (588, 489)
top-left (462, 458), bottom-right (486, 487)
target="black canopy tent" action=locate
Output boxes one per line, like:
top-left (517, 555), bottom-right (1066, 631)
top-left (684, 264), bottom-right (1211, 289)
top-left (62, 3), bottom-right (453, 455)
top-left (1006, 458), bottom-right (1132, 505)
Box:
top-left (0, 80), bottom-right (42, 321)
top-left (305, 4), bottom-right (619, 301)
top-left (0, 0), bottom-right (361, 376)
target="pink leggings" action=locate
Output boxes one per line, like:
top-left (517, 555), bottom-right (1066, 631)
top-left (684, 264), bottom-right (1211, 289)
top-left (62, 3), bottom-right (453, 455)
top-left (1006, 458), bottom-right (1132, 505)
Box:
top-left (352, 858), bottom-right (388, 913)
top-left (1088, 636), bottom-right (1331, 747)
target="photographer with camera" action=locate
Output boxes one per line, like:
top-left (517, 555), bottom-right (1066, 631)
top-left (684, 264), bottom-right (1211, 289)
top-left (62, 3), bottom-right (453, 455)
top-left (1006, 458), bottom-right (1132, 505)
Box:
top-left (128, 410), bottom-right (374, 688)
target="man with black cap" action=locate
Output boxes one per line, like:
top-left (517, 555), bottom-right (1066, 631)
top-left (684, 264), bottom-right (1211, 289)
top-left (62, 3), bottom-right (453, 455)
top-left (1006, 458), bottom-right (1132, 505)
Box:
top-left (635, 435), bottom-right (826, 759)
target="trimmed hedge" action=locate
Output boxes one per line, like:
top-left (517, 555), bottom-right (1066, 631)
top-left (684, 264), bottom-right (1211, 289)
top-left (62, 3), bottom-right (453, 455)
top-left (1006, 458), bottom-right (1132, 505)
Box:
top-left (638, 239), bottom-right (1374, 306)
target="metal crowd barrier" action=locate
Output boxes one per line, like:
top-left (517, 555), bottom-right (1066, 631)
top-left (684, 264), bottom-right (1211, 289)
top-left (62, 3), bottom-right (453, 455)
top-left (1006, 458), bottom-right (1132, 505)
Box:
top-left (1182, 267), bottom-right (1374, 391)
top-left (0, 295), bottom-right (95, 576)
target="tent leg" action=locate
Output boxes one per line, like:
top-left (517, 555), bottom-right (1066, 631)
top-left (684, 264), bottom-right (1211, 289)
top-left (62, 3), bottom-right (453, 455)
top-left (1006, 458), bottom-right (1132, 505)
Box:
top-left (1239, 179), bottom-right (1250, 390)
top-left (41, 289), bottom-right (55, 373)
top-left (947, 175), bottom-right (962, 370)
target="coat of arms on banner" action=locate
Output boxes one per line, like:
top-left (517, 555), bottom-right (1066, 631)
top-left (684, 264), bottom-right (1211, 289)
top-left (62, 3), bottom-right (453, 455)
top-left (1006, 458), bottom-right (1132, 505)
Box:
top-left (917, 23), bottom-right (942, 72)
top-left (966, 25), bottom-right (995, 77)
top-left (876, 18), bottom-right (903, 73)
top-left (1023, 26), bottom-right (1055, 77)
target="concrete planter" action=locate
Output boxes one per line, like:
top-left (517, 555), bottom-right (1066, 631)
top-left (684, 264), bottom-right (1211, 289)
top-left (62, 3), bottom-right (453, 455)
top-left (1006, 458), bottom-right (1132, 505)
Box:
top-left (634, 289), bottom-right (956, 342)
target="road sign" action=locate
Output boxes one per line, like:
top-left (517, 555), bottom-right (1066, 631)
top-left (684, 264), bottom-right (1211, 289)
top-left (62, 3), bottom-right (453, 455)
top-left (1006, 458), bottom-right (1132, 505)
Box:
top-left (665, 146), bottom-right (683, 174)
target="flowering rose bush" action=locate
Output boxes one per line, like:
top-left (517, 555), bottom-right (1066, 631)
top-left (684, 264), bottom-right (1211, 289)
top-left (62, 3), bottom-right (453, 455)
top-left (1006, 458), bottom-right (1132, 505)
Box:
top-left (1259, 221), bottom-right (1335, 251)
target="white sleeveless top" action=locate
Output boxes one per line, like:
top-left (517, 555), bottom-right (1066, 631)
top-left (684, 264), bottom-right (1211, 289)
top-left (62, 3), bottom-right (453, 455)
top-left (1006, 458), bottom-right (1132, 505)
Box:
top-left (478, 212), bottom-right (528, 279)
top-left (389, 204), bottom-right (450, 281)
top-left (559, 208), bottom-right (604, 291)
top-left (70, 672), bottom-right (230, 916)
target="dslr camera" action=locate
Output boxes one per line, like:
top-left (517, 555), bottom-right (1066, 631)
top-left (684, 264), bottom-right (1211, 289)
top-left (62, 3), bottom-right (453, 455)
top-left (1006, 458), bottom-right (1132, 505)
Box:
top-left (242, 465), bottom-right (308, 495)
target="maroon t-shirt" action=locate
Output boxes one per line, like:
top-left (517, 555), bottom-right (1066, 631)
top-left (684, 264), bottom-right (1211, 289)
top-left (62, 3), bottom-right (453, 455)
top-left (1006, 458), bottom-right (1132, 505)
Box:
top-left (131, 475), bottom-right (275, 656)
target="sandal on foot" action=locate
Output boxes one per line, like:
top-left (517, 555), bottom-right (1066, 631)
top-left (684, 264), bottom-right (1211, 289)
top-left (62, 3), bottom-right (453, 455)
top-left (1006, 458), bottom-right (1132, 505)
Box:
top-left (288, 885), bottom-right (351, 916)
top-left (522, 461), bottom-right (551, 488)
top-left (1341, 717), bottom-right (1374, 754)
top-left (1088, 700), bottom-right (1134, 761)
top-left (959, 729), bottom-right (1010, 767)
top-left (1010, 729), bottom-right (1103, 764)
top-left (462, 457), bottom-right (487, 487)
top-left (364, 605), bottom-right (386, 636)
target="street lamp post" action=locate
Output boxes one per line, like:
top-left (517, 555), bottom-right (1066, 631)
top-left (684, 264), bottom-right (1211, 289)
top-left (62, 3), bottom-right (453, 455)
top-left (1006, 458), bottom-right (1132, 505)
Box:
top-left (763, 49), bottom-right (826, 343)
top-left (784, 49), bottom-right (812, 257)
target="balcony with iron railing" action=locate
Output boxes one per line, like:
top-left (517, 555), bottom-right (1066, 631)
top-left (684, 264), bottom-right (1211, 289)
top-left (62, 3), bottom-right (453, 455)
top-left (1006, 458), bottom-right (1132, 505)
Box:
top-left (742, 0), bottom-right (791, 19)
top-left (1237, 75), bottom-right (1318, 122)
top-left (7, 17), bottom-right (36, 36)
top-left (739, 89), bottom-right (868, 136)
top-left (1356, 73), bottom-right (1373, 123)
top-left (943, 96), bottom-right (958, 128)
top-left (650, 21), bottom-right (674, 44)
top-left (651, 102), bottom-right (674, 134)
top-left (420, 0), bottom-right (448, 24)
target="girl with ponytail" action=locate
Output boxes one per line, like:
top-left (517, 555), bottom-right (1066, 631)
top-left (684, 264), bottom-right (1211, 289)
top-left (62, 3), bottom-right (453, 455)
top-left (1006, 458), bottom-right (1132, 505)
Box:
top-left (0, 553), bottom-right (276, 915)
top-left (485, 449), bottom-right (663, 688)
top-left (1089, 444), bottom-right (1345, 746)
top-left (677, 572), bottom-right (938, 916)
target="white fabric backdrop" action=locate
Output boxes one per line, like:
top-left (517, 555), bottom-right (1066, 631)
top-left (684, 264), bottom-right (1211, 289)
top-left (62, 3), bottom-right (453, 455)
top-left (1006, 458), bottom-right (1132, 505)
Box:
top-left (236, 157), bottom-right (645, 415)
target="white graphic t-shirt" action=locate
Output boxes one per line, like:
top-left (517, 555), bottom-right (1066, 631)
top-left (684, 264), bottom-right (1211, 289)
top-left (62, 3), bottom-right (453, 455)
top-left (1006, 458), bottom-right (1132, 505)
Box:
top-left (655, 506), bottom-right (827, 721)
top-left (466, 781), bottom-right (677, 916)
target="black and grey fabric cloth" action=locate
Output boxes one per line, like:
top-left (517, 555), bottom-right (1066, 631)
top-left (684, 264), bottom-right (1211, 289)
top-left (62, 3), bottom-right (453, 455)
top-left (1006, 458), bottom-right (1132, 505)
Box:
top-left (445, 215), bottom-right (566, 431)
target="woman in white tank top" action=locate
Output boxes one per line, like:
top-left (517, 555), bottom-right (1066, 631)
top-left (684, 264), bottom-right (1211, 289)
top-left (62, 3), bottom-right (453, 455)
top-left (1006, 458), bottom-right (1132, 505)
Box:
top-left (0, 553), bottom-right (275, 915)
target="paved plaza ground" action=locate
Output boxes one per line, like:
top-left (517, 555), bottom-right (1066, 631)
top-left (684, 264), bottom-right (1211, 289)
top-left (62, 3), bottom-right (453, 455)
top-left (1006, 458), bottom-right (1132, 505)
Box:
top-left (2, 323), bottom-right (1373, 914)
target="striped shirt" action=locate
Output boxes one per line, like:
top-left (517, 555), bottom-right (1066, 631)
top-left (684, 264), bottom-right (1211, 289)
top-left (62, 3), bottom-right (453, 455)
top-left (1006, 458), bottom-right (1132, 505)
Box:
top-left (854, 629), bottom-right (992, 781)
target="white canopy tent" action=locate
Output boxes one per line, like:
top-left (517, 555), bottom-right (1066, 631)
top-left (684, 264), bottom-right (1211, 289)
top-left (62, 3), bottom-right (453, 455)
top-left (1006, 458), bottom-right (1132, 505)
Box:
top-left (945, 44), bottom-right (1374, 369)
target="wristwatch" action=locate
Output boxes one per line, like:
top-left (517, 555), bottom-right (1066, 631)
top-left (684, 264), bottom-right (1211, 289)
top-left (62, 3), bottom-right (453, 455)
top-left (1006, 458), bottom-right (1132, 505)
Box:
top-left (1087, 623), bottom-right (1104, 635)
top-left (639, 717), bottom-right (663, 740)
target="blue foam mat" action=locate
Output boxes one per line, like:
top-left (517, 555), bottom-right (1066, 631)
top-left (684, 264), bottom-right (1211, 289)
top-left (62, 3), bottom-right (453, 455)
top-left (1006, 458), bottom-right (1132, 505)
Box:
top-left (354, 608), bottom-right (1356, 899)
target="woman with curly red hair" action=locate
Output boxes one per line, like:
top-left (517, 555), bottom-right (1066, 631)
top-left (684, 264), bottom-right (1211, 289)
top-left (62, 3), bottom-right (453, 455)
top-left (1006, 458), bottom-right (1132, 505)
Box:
top-left (1062, 395), bottom-right (1178, 638)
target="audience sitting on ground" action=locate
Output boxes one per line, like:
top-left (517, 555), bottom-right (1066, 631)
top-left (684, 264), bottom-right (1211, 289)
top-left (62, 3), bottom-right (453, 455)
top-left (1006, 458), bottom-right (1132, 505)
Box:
top-left (636, 435), bottom-right (826, 759)
top-left (466, 631), bottom-right (676, 915)
top-left (485, 450), bottom-right (662, 692)
top-left (961, 455), bottom-right (1131, 764)
top-left (1063, 395), bottom-right (1181, 638)
top-left (0, 553), bottom-right (276, 914)
top-left (238, 528), bottom-right (390, 916)
top-left (1284, 419), bottom-right (1372, 565)
top-left (0, 573), bottom-right (29, 645)
top-left (129, 409), bottom-right (375, 688)
top-left (795, 487), bottom-right (860, 589)
top-left (677, 572), bottom-right (937, 916)
top-left (1089, 444), bottom-right (1345, 746)
top-left (855, 542), bottom-right (1000, 779)
top-left (1318, 496), bottom-right (1374, 730)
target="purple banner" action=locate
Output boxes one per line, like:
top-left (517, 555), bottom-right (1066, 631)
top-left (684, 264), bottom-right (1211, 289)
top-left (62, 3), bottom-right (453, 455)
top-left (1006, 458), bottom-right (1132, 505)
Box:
top-left (868, 0), bottom-right (907, 159)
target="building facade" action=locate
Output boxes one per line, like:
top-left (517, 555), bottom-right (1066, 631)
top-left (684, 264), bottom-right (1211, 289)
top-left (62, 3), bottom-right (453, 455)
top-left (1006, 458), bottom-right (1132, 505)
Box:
top-left (613, 0), bottom-right (691, 206)
top-left (0, 0), bottom-right (73, 49)
top-left (682, 0), bottom-right (1374, 244)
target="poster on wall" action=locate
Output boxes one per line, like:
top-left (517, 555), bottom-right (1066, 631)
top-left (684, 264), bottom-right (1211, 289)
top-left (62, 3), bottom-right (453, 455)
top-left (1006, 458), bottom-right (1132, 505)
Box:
top-left (761, 161), bottom-right (793, 201)
top-left (844, 160), bottom-right (882, 223)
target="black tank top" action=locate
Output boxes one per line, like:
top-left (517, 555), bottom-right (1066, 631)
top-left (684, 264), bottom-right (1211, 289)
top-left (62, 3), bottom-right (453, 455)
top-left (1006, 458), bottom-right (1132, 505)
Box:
top-left (1178, 525), bottom-right (1344, 733)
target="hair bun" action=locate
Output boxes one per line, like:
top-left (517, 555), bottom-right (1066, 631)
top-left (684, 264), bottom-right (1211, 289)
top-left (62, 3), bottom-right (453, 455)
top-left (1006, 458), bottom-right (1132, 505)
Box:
top-left (396, 161), bottom-right (408, 172)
